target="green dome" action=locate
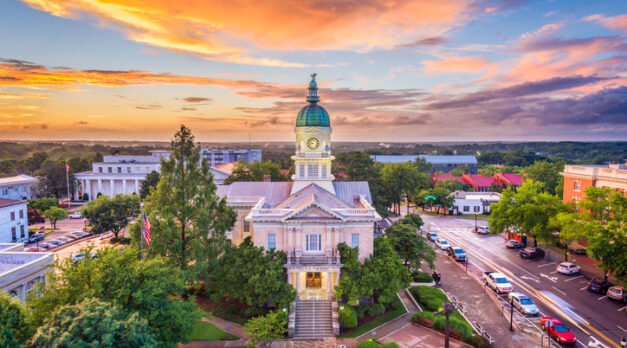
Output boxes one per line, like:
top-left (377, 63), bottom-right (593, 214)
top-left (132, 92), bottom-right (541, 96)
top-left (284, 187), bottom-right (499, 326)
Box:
top-left (296, 73), bottom-right (330, 127)
top-left (296, 104), bottom-right (330, 127)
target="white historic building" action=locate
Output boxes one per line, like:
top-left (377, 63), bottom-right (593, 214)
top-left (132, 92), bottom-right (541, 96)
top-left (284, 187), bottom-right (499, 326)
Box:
top-left (0, 175), bottom-right (38, 200)
top-left (0, 243), bottom-right (54, 300)
top-left (0, 199), bottom-right (28, 243)
top-left (218, 75), bottom-right (379, 303)
top-left (452, 191), bottom-right (501, 214)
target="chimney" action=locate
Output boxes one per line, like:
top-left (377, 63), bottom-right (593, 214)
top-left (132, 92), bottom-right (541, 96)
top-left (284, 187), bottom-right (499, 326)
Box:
top-left (263, 174), bottom-right (271, 182)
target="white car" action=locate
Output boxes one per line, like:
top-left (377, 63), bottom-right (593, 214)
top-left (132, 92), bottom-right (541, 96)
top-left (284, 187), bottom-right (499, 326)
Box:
top-left (435, 239), bottom-right (450, 250)
top-left (68, 212), bottom-right (82, 219)
top-left (508, 292), bottom-right (539, 315)
top-left (556, 262), bottom-right (581, 275)
top-left (484, 272), bottom-right (514, 294)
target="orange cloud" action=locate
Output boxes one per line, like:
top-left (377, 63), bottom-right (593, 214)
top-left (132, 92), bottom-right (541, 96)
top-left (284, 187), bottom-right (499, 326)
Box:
top-left (422, 56), bottom-right (494, 74)
top-left (585, 14), bottom-right (627, 33)
top-left (20, 0), bottom-right (474, 66)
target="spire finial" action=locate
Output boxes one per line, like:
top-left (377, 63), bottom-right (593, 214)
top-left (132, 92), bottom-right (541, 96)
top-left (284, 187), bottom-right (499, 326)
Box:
top-left (311, 73), bottom-right (317, 81)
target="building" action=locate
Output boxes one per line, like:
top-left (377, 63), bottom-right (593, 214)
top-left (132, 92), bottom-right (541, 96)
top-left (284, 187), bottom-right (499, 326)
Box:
top-left (452, 191), bottom-right (501, 214)
top-left (561, 163), bottom-right (627, 204)
top-left (0, 243), bottom-right (54, 300)
top-left (432, 173), bottom-right (517, 192)
top-left (494, 173), bottom-right (524, 188)
top-left (0, 175), bottom-right (38, 200)
top-left (0, 199), bottom-right (28, 243)
top-left (370, 155), bottom-right (478, 174)
top-left (75, 152), bottom-right (238, 200)
top-left (218, 75), bottom-right (379, 303)
top-left (200, 149), bottom-right (261, 166)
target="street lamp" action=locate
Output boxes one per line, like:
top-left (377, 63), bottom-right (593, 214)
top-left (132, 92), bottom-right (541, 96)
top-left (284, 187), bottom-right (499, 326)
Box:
top-left (339, 303), bottom-right (344, 336)
top-left (282, 307), bottom-right (288, 337)
top-left (434, 302), bottom-right (458, 348)
top-left (474, 212), bottom-right (478, 231)
top-left (509, 296), bottom-right (514, 332)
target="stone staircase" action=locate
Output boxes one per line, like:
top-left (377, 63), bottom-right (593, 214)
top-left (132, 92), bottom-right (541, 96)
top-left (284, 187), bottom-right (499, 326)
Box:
top-left (291, 300), bottom-right (334, 340)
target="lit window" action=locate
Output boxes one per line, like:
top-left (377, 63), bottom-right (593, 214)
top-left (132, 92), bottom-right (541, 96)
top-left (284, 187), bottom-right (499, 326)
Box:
top-left (351, 234), bottom-right (359, 249)
top-left (306, 234), bottom-right (321, 251)
top-left (268, 234), bottom-right (276, 250)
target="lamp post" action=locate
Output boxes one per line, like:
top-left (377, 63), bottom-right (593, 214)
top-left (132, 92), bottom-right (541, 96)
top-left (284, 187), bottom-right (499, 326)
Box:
top-left (474, 213), bottom-right (478, 231)
top-left (434, 302), bottom-right (457, 348)
top-left (339, 303), bottom-right (344, 336)
top-left (509, 296), bottom-right (514, 332)
top-left (282, 307), bottom-right (287, 337)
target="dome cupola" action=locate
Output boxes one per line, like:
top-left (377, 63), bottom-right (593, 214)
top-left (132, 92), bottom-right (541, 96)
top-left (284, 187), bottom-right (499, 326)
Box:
top-left (296, 73), bottom-right (330, 127)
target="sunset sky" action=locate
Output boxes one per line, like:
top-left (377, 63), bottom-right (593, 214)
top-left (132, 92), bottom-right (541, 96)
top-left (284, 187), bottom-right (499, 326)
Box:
top-left (1, 0), bottom-right (626, 142)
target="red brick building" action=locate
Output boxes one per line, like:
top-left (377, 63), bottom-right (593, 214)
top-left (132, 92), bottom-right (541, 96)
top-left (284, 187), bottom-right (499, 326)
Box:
top-left (561, 163), bottom-right (627, 204)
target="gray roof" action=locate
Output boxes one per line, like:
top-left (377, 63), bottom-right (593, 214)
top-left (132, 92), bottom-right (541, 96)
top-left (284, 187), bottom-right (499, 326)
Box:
top-left (0, 253), bottom-right (50, 275)
top-left (370, 155), bottom-right (477, 165)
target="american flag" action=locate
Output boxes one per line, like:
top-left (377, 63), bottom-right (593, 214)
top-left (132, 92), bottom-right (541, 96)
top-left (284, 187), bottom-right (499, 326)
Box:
top-left (143, 213), bottom-right (152, 247)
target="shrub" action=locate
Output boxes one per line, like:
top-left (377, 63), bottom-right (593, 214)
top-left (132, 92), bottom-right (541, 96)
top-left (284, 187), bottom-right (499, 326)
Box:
top-left (433, 316), bottom-right (472, 342)
top-left (367, 303), bottom-right (386, 317)
top-left (340, 306), bottom-right (358, 329)
top-left (411, 270), bottom-right (433, 283)
top-left (354, 303), bottom-right (369, 319)
top-left (409, 286), bottom-right (447, 311)
top-left (382, 342), bottom-right (400, 348)
top-left (468, 334), bottom-right (493, 348)
top-left (357, 339), bottom-right (381, 348)
top-left (110, 237), bottom-right (131, 244)
top-left (411, 311), bottom-right (433, 323)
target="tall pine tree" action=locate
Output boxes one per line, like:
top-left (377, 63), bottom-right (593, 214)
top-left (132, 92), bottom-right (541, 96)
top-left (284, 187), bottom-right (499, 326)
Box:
top-left (143, 125), bottom-right (236, 282)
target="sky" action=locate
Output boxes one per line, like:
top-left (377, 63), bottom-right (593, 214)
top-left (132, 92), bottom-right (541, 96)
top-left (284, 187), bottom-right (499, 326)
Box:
top-left (0, 0), bottom-right (626, 142)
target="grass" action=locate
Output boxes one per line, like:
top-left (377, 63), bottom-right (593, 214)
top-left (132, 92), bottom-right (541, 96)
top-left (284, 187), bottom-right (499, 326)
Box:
top-left (338, 295), bottom-right (407, 338)
top-left (187, 319), bottom-right (239, 341)
top-left (456, 214), bottom-right (490, 221)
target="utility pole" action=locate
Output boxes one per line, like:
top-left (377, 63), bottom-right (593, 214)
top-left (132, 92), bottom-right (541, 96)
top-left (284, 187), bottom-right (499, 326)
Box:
top-left (434, 302), bottom-right (458, 348)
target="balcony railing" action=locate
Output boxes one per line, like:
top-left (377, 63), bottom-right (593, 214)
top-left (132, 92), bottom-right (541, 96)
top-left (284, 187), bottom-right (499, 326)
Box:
top-left (286, 249), bottom-right (340, 265)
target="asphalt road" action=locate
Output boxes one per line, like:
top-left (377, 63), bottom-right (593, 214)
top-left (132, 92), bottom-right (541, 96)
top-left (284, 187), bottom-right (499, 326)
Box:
top-left (419, 212), bottom-right (626, 348)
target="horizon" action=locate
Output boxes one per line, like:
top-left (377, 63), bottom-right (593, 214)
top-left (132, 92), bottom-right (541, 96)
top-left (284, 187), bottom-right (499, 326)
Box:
top-left (1, 0), bottom-right (626, 142)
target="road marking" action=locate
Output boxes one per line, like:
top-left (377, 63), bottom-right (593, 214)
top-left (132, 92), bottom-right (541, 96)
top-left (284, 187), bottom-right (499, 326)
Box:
top-left (540, 273), bottom-right (559, 283)
top-left (588, 336), bottom-right (610, 348)
top-left (551, 286), bottom-right (567, 296)
top-left (580, 286), bottom-right (588, 291)
top-left (550, 271), bottom-right (558, 274)
top-left (597, 295), bottom-right (607, 300)
top-left (564, 275), bottom-right (583, 282)
top-left (538, 262), bottom-right (556, 268)
top-left (618, 325), bottom-right (627, 333)
top-left (618, 306), bottom-right (627, 312)
top-left (520, 275), bottom-right (540, 283)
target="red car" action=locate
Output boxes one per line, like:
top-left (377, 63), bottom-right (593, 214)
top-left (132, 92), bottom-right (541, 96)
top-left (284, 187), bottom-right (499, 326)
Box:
top-left (540, 317), bottom-right (577, 345)
top-left (25, 247), bottom-right (42, 252)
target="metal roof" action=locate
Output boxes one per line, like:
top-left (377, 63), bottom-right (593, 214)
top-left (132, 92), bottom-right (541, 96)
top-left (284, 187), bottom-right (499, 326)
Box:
top-left (0, 175), bottom-right (38, 187)
top-left (370, 155), bottom-right (477, 165)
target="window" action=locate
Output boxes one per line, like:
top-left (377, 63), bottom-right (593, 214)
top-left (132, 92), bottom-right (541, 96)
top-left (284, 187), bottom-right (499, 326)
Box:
top-left (474, 206), bottom-right (480, 212)
top-left (268, 234), bottom-right (276, 250)
top-left (306, 234), bottom-right (321, 251)
top-left (463, 206), bottom-right (469, 212)
top-left (243, 221), bottom-right (250, 233)
top-left (11, 227), bottom-right (16, 240)
top-left (117, 167), bottom-right (122, 173)
top-left (308, 164), bottom-right (318, 178)
top-left (2, 189), bottom-right (7, 195)
top-left (99, 167), bottom-right (103, 173)
top-left (574, 180), bottom-right (580, 192)
top-left (10, 212), bottom-right (15, 221)
top-left (20, 225), bottom-right (25, 238)
top-left (19, 210), bottom-right (23, 219)
top-left (351, 234), bottom-right (359, 249)
top-left (108, 167), bottom-right (112, 173)
top-left (299, 164), bottom-right (305, 177)
top-left (127, 167), bottom-right (131, 173)
top-left (321, 164), bottom-right (327, 178)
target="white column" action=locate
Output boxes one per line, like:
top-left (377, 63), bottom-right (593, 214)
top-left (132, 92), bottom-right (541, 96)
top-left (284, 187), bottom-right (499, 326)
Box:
top-left (135, 179), bottom-right (140, 194)
top-left (295, 272), bottom-right (300, 299)
top-left (97, 179), bottom-right (103, 195)
top-left (110, 179), bottom-right (114, 196)
top-left (327, 271), bottom-right (332, 298)
top-left (86, 179), bottom-right (92, 201)
top-left (287, 271), bottom-right (292, 286)
top-left (122, 179), bottom-right (127, 194)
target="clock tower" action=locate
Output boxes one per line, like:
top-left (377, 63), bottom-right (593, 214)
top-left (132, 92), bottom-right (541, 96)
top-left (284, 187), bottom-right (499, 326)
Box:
top-left (291, 73), bottom-right (335, 195)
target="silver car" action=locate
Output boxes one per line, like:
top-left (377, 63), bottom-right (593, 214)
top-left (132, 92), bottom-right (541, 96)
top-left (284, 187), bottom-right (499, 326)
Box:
top-left (508, 292), bottom-right (539, 315)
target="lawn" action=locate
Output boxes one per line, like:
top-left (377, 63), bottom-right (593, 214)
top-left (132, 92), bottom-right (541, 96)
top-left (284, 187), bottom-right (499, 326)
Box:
top-left (188, 319), bottom-right (239, 341)
top-left (338, 295), bottom-right (407, 338)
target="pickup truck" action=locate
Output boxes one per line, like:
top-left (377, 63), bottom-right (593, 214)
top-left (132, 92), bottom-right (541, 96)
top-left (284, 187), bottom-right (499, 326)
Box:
top-left (484, 272), bottom-right (513, 294)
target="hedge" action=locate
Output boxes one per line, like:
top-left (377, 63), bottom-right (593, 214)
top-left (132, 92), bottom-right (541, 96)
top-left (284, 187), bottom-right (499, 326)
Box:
top-left (357, 339), bottom-right (381, 348)
top-left (409, 286), bottom-right (447, 311)
top-left (381, 342), bottom-right (400, 348)
top-left (411, 270), bottom-right (433, 283)
top-left (411, 311), bottom-right (433, 322)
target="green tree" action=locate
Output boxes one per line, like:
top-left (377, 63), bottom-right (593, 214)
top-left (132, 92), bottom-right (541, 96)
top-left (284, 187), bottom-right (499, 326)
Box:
top-left (0, 292), bottom-right (26, 347)
top-left (139, 170), bottom-right (160, 200)
top-left (82, 193), bottom-right (140, 238)
top-left (213, 237), bottom-right (296, 308)
top-left (67, 156), bottom-right (92, 173)
top-left (24, 152), bottom-right (49, 173)
top-left (243, 311), bottom-right (287, 348)
top-left (334, 243), bottom-right (365, 305)
top-left (525, 160), bottom-right (564, 195)
top-left (362, 236), bottom-right (412, 305)
top-left (399, 213), bottom-right (424, 230)
top-left (489, 180), bottom-right (565, 246)
top-left (29, 298), bottom-right (155, 348)
top-left (435, 179), bottom-right (466, 192)
top-left (28, 197), bottom-right (58, 213)
top-left (382, 162), bottom-right (428, 214)
top-left (38, 159), bottom-right (76, 199)
top-left (449, 165), bottom-right (466, 176)
top-left (415, 187), bottom-right (454, 214)
top-left (414, 157), bottom-right (432, 173)
top-left (43, 206), bottom-right (67, 229)
top-left (26, 246), bottom-right (199, 346)
top-left (385, 223), bottom-right (435, 268)
top-left (224, 160), bottom-right (286, 184)
top-left (142, 125), bottom-right (236, 282)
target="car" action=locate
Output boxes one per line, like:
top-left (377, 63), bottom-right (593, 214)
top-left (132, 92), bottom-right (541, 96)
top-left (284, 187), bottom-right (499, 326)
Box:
top-left (72, 252), bottom-right (98, 263)
top-left (607, 286), bottom-right (626, 303)
top-left (25, 247), bottom-right (42, 252)
top-left (587, 278), bottom-right (612, 294)
top-left (71, 231), bottom-right (88, 238)
top-left (48, 240), bottom-right (62, 246)
top-left (484, 226), bottom-right (490, 233)
top-left (540, 317), bottom-right (577, 345)
top-left (484, 272), bottom-right (514, 294)
top-left (435, 239), bottom-right (450, 250)
top-left (556, 262), bottom-right (581, 275)
top-left (446, 247), bottom-right (467, 262)
top-left (38, 243), bottom-right (53, 249)
top-left (519, 247), bottom-right (545, 260)
top-left (57, 237), bottom-right (71, 243)
top-left (27, 233), bottom-right (45, 243)
top-left (68, 211), bottom-right (82, 219)
top-left (470, 227), bottom-right (488, 234)
top-left (508, 292), bottom-right (539, 315)
top-left (427, 233), bottom-right (439, 242)
top-left (506, 240), bottom-right (524, 249)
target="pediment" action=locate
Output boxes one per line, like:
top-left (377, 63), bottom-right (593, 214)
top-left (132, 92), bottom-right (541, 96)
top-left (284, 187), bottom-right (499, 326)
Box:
top-left (284, 205), bottom-right (343, 221)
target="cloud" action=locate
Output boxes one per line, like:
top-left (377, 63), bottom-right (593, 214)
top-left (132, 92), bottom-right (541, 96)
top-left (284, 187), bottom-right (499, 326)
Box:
top-left (584, 14), bottom-right (627, 34)
top-left (182, 97), bottom-right (212, 103)
top-left (135, 104), bottom-right (162, 110)
top-left (518, 36), bottom-right (627, 53)
top-left (422, 56), bottom-right (495, 74)
top-left (180, 107), bottom-right (196, 111)
top-left (19, 0), bottom-right (477, 66)
top-left (73, 120), bottom-right (88, 125)
top-left (397, 36), bottom-right (449, 48)
top-left (0, 92), bottom-right (48, 99)
top-left (519, 23), bottom-right (564, 40)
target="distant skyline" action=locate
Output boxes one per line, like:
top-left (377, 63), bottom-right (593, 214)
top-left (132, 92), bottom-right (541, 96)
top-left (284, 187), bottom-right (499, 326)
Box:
top-left (1, 0), bottom-right (626, 142)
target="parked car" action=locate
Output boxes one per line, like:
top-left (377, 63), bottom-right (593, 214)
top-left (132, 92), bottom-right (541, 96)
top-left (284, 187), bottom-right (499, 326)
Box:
top-left (484, 272), bottom-right (513, 294)
top-left (72, 252), bottom-right (98, 264)
top-left (470, 227), bottom-right (488, 234)
top-left (506, 240), bottom-right (524, 249)
top-left (435, 239), bottom-right (450, 250)
top-left (446, 247), bottom-right (468, 262)
top-left (57, 237), bottom-right (71, 243)
top-left (68, 211), bottom-right (82, 219)
top-left (519, 247), bottom-right (545, 260)
top-left (27, 233), bottom-right (45, 243)
top-left (540, 317), bottom-right (577, 345)
top-left (556, 262), bottom-right (581, 275)
top-left (38, 243), bottom-right (53, 250)
top-left (587, 278), bottom-right (612, 294)
top-left (48, 240), bottom-right (62, 246)
top-left (71, 231), bottom-right (89, 238)
top-left (427, 233), bottom-right (439, 242)
top-left (25, 247), bottom-right (42, 252)
top-left (607, 286), bottom-right (626, 303)
top-left (508, 292), bottom-right (539, 315)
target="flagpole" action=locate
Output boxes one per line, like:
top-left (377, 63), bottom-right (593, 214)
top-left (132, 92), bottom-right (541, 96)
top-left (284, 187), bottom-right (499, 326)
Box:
top-left (65, 161), bottom-right (70, 207)
top-left (140, 206), bottom-right (144, 260)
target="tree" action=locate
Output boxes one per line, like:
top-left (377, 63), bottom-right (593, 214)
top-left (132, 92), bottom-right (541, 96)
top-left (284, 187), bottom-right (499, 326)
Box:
top-left (142, 125), bottom-right (236, 282)
top-left (213, 237), bottom-right (296, 308)
top-left (26, 246), bottom-right (199, 346)
top-left (29, 298), bottom-right (155, 348)
top-left (28, 197), bottom-right (58, 213)
top-left (414, 157), bottom-right (432, 173)
top-left (224, 160), bottom-right (286, 184)
top-left (525, 160), bottom-right (564, 195)
top-left (362, 236), bottom-right (412, 305)
top-left (449, 165), bottom-right (466, 177)
top-left (43, 206), bottom-right (67, 229)
top-left (399, 213), bottom-right (424, 230)
top-left (436, 179), bottom-right (467, 192)
top-left (414, 187), bottom-right (454, 214)
top-left (0, 292), bottom-right (26, 347)
top-left (489, 180), bottom-right (565, 246)
top-left (38, 159), bottom-right (76, 199)
top-left (82, 194), bottom-right (140, 238)
top-left (244, 311), bottom-right (287, 348)
top-left (334, 242), bottom-right (365, 305)
top-left (385, 223), bottom-right (436, 268)
top-left (382, 162), bottom-right (428, 214)
top-left (139, 170), bottom-right (160, 200)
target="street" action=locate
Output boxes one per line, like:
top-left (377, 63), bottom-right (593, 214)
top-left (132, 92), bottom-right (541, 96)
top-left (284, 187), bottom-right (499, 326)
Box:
top-left (419, 212), bottom-right (626, 348)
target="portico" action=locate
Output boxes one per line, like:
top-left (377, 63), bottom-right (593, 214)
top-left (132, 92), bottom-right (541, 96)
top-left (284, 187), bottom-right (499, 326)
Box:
top-left (286, 262), bottom-right (342, 300)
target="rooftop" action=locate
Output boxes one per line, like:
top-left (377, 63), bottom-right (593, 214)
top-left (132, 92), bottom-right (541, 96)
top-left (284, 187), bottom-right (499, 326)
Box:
top-left (370, 155), bottom-right (477, 165)
top-left (0, 175), bottom-right (38, 187)
top-left (0, 198), bottom-right (26, 208)
top-left (0, 252), bottom-right (54, 276)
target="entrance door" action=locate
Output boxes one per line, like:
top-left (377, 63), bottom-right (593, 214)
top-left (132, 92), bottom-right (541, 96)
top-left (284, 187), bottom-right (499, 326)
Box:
top-left (306, 272), bottom-right (322, 288)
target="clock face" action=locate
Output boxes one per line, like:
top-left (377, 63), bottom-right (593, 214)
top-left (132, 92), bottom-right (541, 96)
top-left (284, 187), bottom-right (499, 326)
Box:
top-left (307, 137), bottom-right (320, 150)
